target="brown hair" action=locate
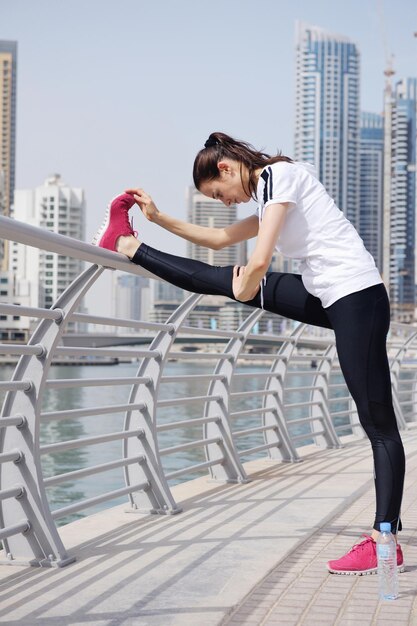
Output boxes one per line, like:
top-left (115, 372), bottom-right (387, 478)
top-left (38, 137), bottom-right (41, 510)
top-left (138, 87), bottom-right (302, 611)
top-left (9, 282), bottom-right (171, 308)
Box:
top-left (193, 131), bottom-right (293, 198)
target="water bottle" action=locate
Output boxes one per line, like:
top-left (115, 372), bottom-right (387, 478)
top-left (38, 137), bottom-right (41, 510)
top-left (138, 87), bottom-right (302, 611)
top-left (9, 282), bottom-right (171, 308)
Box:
top-left (377, 522), bottom-right (398, 600)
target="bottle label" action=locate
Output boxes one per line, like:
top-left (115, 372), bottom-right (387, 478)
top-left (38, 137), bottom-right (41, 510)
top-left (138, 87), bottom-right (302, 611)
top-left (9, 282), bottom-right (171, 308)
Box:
top-left (377, 545), bottom-right (391, 559)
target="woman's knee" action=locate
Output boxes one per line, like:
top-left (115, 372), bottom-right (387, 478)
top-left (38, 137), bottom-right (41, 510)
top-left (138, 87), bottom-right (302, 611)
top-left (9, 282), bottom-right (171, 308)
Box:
top-left (358, 399), bottom-right (401, 440)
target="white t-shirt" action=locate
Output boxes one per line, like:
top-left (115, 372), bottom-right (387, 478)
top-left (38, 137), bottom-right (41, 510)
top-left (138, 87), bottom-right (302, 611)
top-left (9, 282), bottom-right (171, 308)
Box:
top-left (256, 161), bottom-right (383, 308)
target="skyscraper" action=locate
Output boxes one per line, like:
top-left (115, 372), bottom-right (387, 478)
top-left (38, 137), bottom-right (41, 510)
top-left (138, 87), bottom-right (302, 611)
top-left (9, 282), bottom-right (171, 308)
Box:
top-left (186, 187), bottom-right (246, 266)
top-left (359, 112), bottom-right (384, 272)
top-left (0, 40), bottom-right (17, 270)
top-left (112, 274), bottom-right (151, 330)
top-left (150, 280), bottom-right (185, 324)
top-left (0, 163), bottom-right (31, 342)
top-left (294, 22), bottom-right (360, 226)
top-left (384, 78), bottom-right (417, 321)
top-left (186, 187), bottom-right (247, 329)
top-left (12, 175), bottom-right (85, 316)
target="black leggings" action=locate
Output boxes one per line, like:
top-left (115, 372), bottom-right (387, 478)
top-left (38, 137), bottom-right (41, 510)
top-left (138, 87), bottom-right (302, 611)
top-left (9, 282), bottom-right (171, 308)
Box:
top-left (132, 244), bottom-right (405, 533)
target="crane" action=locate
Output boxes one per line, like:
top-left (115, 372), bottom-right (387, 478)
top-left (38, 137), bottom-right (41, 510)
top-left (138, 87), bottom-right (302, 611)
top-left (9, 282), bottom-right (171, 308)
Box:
top-left (376, 0), bottom-right (395, 90)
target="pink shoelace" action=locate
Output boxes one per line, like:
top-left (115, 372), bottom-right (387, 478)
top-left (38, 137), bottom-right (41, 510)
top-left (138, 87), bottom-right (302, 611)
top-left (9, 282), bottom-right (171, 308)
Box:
top-left (347, 535), bottom-right (374, 554)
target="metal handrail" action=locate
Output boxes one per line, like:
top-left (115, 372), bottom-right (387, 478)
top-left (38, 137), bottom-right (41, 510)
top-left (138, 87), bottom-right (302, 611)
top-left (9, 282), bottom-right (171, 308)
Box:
top-left (40, 402), bottom-right (147, 422)
top-left (0, 213), bottom-right (415, 567)
top-left (71, 312), bottom-right (174, 332)
top-left (0, 303), bottom-right (63, 320)
top-left (43, 456), bottom-right (145, 486)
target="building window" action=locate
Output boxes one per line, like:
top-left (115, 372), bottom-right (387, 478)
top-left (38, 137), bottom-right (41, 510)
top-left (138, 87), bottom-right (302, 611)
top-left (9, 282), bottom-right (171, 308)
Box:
top-left (12, 332), bottom-right (25, 341)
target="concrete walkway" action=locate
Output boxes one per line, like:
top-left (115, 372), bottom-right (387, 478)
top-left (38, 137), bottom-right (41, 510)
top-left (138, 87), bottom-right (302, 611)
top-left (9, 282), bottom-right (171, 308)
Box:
top-left (1, 428), bottom-right (417, 626)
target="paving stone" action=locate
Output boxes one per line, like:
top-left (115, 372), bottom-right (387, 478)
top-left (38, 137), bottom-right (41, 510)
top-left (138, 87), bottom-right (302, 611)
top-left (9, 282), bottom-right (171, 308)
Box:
top-left (1, 430), bottom-right (417, 626)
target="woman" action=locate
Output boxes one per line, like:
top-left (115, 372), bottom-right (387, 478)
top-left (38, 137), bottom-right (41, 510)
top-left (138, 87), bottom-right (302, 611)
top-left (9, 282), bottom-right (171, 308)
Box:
top-left (93, 131), bottom-right (405, 575)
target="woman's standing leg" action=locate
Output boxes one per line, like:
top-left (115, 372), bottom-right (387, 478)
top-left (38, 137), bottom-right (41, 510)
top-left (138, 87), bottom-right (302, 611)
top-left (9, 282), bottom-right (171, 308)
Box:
top-left (326, 284), bottom-right (405, 574)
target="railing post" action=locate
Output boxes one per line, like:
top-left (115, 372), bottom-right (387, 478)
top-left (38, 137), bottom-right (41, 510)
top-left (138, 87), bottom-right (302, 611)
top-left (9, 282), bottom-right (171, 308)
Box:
top-left (124, 293), bottom-right (203, 514)
top-left (0, 265), bottom-right (104, 566)
top-left (203, 309), bottom-right (265, 483)
top-left (411, 377), bottom-right (417, 423)
top-left (262, 324), bottom-right (303, 462)
top-left (347, 393), bottom-right (365, 438)
top-left (309, 343), bottom-right (342, 448)
top-left (389, 327), bottom-right (416, 430)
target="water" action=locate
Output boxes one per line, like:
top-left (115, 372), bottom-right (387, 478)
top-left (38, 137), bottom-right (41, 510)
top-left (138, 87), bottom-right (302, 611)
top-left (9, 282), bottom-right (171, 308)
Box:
top-left (0, 360), bottom-right (349, 525)
top-left (377, 523), bottom-right (398, 600)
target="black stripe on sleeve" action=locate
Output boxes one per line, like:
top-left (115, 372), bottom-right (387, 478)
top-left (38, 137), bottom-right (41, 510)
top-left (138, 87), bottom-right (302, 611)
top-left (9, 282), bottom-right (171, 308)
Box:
top-left (260, 169), bottom-right (270, 204)
top-left (268, 166), bottom-right (273, 200)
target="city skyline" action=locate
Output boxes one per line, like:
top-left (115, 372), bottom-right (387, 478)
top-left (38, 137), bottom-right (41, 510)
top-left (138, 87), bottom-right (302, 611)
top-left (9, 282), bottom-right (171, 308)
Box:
top-left (0, 0), bottom-right (417, 316)
top-left (1, 0), bottom-right (416, 316)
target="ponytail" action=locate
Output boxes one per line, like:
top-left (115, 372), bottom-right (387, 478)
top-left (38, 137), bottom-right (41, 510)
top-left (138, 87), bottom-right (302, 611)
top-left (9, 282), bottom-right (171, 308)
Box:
top-left (193, 132), bottom-right (292, 198)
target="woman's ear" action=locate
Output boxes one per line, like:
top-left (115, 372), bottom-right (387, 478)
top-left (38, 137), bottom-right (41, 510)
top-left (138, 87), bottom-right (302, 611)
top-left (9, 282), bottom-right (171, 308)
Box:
top-left (217, 160), bottom-right (231, 176)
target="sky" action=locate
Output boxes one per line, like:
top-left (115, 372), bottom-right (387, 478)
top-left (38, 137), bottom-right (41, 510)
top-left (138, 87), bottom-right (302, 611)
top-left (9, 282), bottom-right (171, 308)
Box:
top-left (1, 0), bottom-right (417, 313)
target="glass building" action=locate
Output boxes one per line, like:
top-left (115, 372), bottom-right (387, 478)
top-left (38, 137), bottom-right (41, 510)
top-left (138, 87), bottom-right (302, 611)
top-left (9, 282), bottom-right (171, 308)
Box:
top-left (387, 78), bottom-right (417, 320)
top-left (294, 22), bottom-right (360, 227)
top-left (359, 112), bottom-right (384, 272)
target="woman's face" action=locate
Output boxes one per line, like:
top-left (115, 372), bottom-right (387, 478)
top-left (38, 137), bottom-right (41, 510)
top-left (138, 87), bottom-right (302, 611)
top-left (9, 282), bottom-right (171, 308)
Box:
top-left (199, 159), bottom-right (251, 206)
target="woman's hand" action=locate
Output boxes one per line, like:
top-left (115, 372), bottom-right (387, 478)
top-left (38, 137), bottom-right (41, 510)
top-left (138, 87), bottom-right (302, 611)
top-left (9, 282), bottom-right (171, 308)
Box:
top-left (125, 188), bottom-right (160, 222)
top-left (232, 265), bottom-right (260, 301)
top-left (232, 202), bottom-right (288, 302)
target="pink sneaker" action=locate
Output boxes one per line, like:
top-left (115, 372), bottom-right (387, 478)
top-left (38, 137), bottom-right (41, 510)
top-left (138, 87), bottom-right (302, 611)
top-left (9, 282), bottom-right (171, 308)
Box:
top-left (92, 193), bottom-right (137, 252)
top-left (327, 535), bottom-right (405, 575)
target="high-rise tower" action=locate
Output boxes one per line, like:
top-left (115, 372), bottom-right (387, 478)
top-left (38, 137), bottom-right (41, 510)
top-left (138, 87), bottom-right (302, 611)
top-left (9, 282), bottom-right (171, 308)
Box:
top-left (112, 274), bottom-right (151, 329)
top-left (185, 187), bottom-right (247, 329)
top-left (186, 187), bottom-right (246, 266)
top-left (0, 40), bottom-right (17, 270)
top-left (294, 22), bottom-right (360, 226)
top-left (359, 112), bottom-right (384, 272)
top-left (384, 78), bottom-right (417, 321)
top-left (12, 175), bottom-right (86, 316)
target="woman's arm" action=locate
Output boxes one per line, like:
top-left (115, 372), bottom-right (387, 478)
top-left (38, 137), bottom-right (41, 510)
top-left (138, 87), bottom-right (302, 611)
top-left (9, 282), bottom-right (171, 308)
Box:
top-left (232, 202), bottom-right (289, 301)
top-left (125, 188), bottom-right (259, 249)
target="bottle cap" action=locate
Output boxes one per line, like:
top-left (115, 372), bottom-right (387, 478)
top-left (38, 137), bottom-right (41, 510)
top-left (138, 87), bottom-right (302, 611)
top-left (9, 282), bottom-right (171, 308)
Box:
top-left (380, 522), bottom-right (391, 532)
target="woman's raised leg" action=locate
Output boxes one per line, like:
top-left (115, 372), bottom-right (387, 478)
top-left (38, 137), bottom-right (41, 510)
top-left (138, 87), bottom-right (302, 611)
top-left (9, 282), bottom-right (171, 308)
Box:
top-left (129, 241), bottom-right (333, 329)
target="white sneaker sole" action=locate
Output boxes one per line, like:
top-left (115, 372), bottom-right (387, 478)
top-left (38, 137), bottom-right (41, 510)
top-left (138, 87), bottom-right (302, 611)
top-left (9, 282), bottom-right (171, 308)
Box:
top-left (328, 564), bottom-right (405, 576)
top-left (92, 194), bottom-right (126, 246)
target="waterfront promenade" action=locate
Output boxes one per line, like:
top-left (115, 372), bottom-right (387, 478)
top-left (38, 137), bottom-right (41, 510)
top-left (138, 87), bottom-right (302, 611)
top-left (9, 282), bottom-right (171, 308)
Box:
top-left (1, 218), bottom-right (417, 626)
top-left (1, 428), bottom-right (417, 626)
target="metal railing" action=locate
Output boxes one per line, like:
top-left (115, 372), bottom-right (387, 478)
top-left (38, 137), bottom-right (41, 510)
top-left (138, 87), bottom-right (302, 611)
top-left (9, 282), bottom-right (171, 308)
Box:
top-left (0, 214), bottom-right (415, 567)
